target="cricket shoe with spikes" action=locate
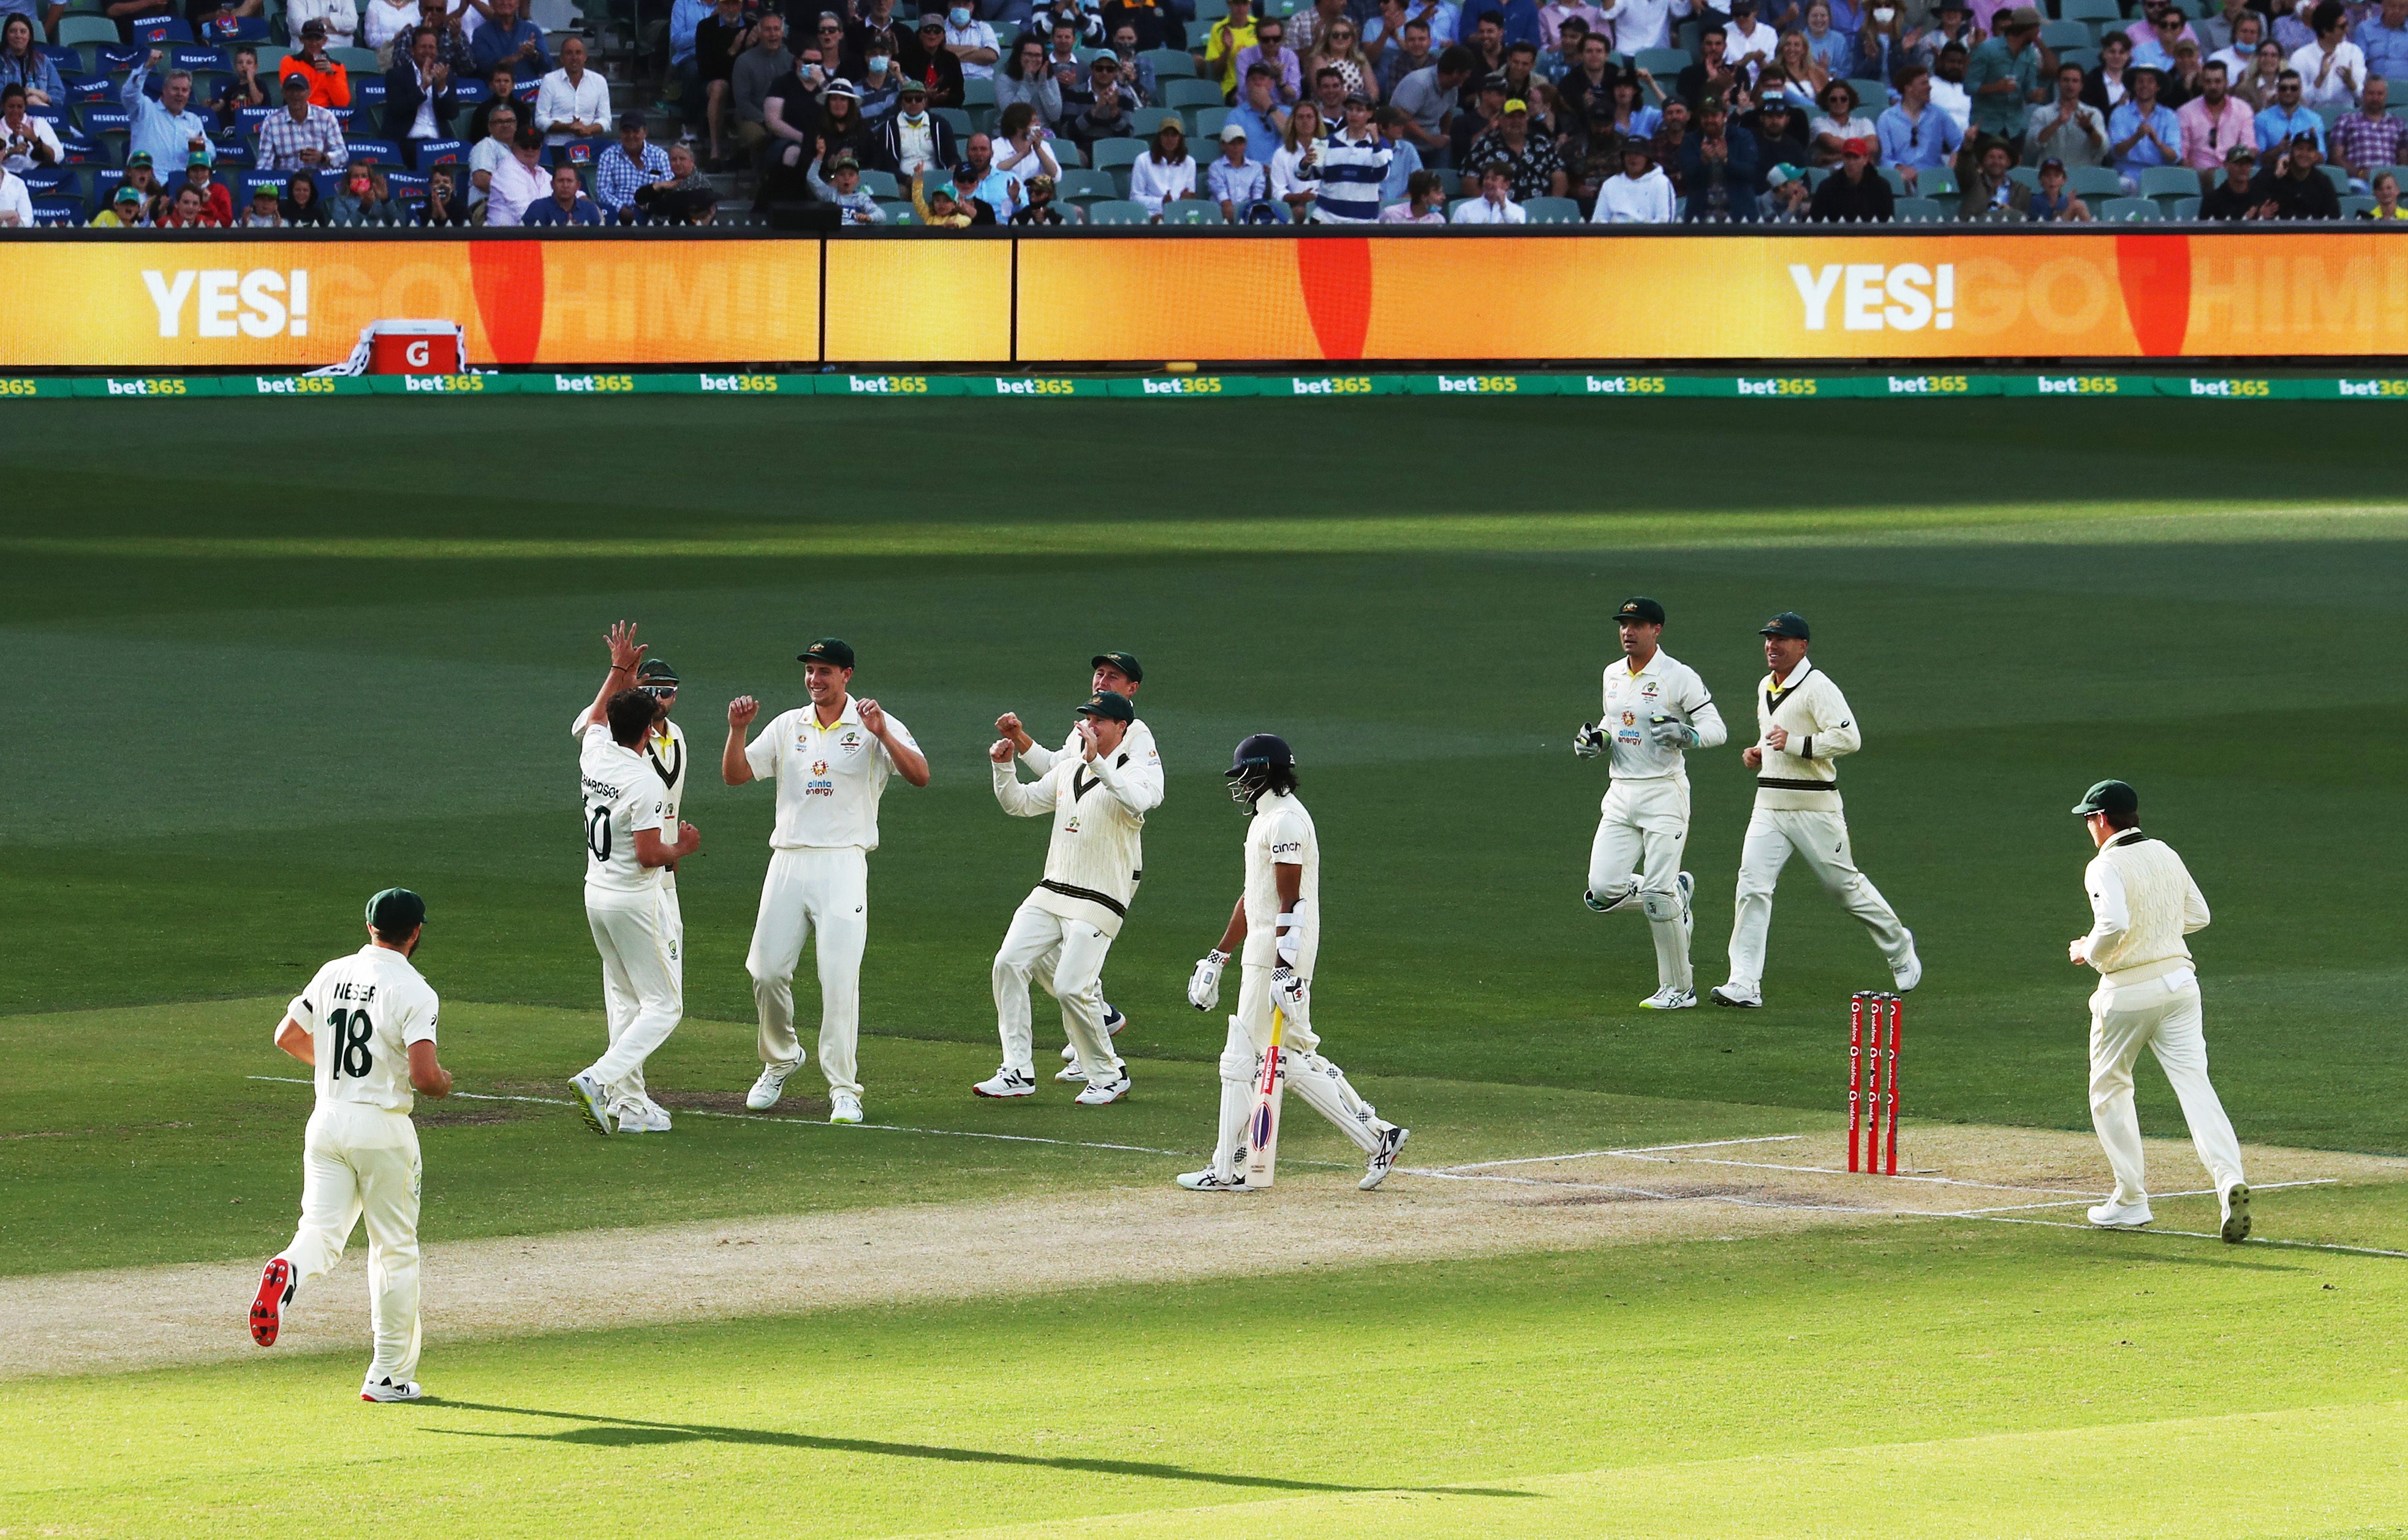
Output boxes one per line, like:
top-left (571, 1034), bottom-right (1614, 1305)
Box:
top-left (1639, 986), bottom-right (1697, 1010)
top-left (1710, 984), bottom-right (1763, 1008)
top-left (249, 1257), bottom-right (293, 1346)
top-left (746, 1059), bottom-right (802, 1110)
top-left (2220, 1182), bottom-right (2252, 1244)
top-left (1073, 1072), bottom-right (1131, 1106)
top-left (2087, 1199), bottom-right (2154, 1230)
top-left (972, 1068), bottom-right (1036, 1098)
top-left (1176, 1168), bottom-right (1249, 1191)
top-left (1360, 1125), bottom-right (1410, 1191)
top-left (360, 1378), bottom-right (423, 1402)
top-left (829, 1090), bottom-right (863, 1125)
top-left (568, 1072), bottom-right (613, 1136)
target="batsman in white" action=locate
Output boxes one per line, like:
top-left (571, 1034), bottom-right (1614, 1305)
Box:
top-left (995, 650), bottom-right (1158, 1081)
top-left (1711, 611), bottom-right (1921, 1007)
top-left (974, 689), bottom-right (1157, 1104)
top-left (565, 622), bottom-right (691, 1133)
top-left (1573, 596), bottom-right (1727, 1010)
top-left (1178, 734), bottom-right (1409, 1193)
top-left (724, 638), bottom-right (929, 1125)
top-left (2067, 779), bottom-right (2250, 1242)
top-left (567, 672), bottom-right (703, 1136)
top-left (248, 888), bottom-right (453, 1403)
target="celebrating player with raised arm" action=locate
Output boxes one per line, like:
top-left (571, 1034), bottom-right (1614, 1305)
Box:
top-left (249, 888), bottom-right (452, 1403)
top-left (1178, 734), bottom-right (1409, 1194)
top-left (723, 638), bottom-right (929, 1125)
top-left (566, 622), bottom-right (691, 1133)
top-left (1574, 597), bottom-right (1727, 1010)
top-left (996, 650), bottom-right (1160, 1081)
top-left (975, 689), bottom-right (1158, 1104)
top-left (1711, 612), bottom-right (1920, 1008)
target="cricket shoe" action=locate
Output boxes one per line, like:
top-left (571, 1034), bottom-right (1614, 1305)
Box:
top-left (1053, 1061), bottom-right (1090, 1082)
top-left (1360, 1125), bottom-right (1410, 1191)
top-left (1176, 1168), bottom-right (1248, 1191)
top-left (2087, 1198), bottom-right (2154, 1230)
top-left (615, 1099), bottom-right (672, 1134)
top-left (249, 1257), bottom-right (293, 1347)
top-left (1583, 886), bottom-right (1641, 915)
top-left (1893, 936), bottom-right (1923, 993)
top-left (829, 1090), bottom-right (863, 1125)
top-left (1639, 986), bottom-right (1697, 1010)
top-left (2220, 1182), bottom-right (2252, 1244)
top-left (973, 1068), bottom-right (1037, 1098)
top-left (1709, 984), bottom-right (1763, 1008)
top-left (569, 1072), bottom-right (613, 1136)
top-left (1073, 1072), bottom-right (1131, 1106)
top-left (746, 1059), bottom-right (802, 1111)
top-left (360, 1378), bottom-right (423, 1403)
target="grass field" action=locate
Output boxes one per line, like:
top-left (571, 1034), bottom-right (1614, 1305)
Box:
top-left (3, 395), bottom-right (2402, 1538)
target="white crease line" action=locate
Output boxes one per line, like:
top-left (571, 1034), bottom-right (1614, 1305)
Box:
top-left (1942, 1179), bottom-right (2338, 1217)
top-left (1608, 1150), bottom-right (2099, 1197)
top-left (1952, 1214), bottom-right (2408, 1260)
top-left (1439, 1135), bottom-right (1805, 1172)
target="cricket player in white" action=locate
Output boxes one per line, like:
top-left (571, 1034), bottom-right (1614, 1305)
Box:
top-left (1574, 596), bottom-right (1727, 1009)
top-left (996, 649), bottom-right (1157, 1081)
top-left (1178, 734), bottom-right (1409, 1193)
top-left (567, 623), bottom-right (691, 1133)
top-left (1712, 611), bottom-right (1921, 1007)
top-left (2067, 779), bottom-right (2249, 1242)
top-left (975, 689), bottom-right (1158, 1104)
top-left (568, 679), bottom-right (703, 1136)
top-left (724, 637), bottom-right (929, 1125)
top-left (248, 888), bottom-right (453, 1402)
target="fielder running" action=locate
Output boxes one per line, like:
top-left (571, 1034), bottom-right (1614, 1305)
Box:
top-left (248, 888), bottom-right (453, 1403)
top-left (724, 638), bottom-right (929, 1125)
top-left (566, 622), bottom-right (691, 1133)
top-left (2067, 779), bottom-right (2249, 1241)
top-left (996, 650), bottom-right (1158, 1081)
top-left (567, 670), bottom-right (703, 1136)
top-left (975, 689), bottom-right (1157, 1104)
top-left (1574, 596), bottom-right (1727, 1009)
top-left (1178, 734), bottom-right (1409, 1193)
top-left (1711, 612), bottom-right (1921, 1007)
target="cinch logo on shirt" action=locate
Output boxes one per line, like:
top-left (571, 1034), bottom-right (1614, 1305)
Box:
top-left (1790, 263), bottom-right (1956, 332)
top-left (1271, 840), bottom-right (1302, 854)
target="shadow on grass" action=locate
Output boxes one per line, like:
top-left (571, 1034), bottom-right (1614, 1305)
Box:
top-left (427, 1400), bottom-right (1538, 1498)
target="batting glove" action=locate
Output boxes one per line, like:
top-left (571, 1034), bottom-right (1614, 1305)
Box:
top-left (1646, 715), bottom-right (1697, 749)
top-left (1187, 949), bottom-right (1227, 1011)
top-left (1271, 964), bottom-right (1311, 1030)
top-left (1572, 722), bottom-right (1607, 759)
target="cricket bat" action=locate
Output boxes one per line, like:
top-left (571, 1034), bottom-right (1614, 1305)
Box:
top-left (1243, 1007), bottom-right (1287, 1190)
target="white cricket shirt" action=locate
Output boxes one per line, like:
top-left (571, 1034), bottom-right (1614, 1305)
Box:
top-left (1600, 648), bottom-right (1727, 782)
top-left (746, 696), bottom-right (918, 851)
top-left (1241, 788), bottom-right (1320, 975)
top-left (1751, 660), bottom-right (1861, 811)
top-left (994, 736), bottom-right (1160, 938)
top-left (580, 723), bottom-right (667, 900)
top-left (2082, 829), bottom-right (2209, 981)
top-left (1021, 716), bottom-right (1161, 802)
top-left (287, 945), bottom-right (441, 1114)
top-left (645, 717), bottom-right (689, 892)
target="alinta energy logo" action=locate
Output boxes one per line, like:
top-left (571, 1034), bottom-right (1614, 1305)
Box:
top-left (1789, 263), bottom-right (1956, 333)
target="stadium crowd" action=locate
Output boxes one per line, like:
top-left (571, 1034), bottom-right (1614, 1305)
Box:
top-left (3, 0), bottom-right (2406, 226)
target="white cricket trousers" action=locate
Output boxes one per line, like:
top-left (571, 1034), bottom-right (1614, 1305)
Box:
top-left (2088, 968), bottom-right (2244, 1207)
top-left (1725, 806), bottom-right (1912, 993)
top-left (1587, 776), bottom-right (1694, 992)
top-left (1205, 963), bottom-right (1386, 1179)
top-left (990, 900), bottom-right (1121, 1080)
top-left (747, 845), bottom-right (869, 1097)
top-left (278, 1102), bottom-right (423, 1386)
top-left (583, 886), bottom-right (684, 1101)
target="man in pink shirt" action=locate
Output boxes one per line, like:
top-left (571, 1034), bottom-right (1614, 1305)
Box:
top-left (2175, 58), bottom-right (2255, 170)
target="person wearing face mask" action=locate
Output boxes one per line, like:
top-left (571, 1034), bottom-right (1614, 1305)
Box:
top-left (944, 3), bottom-right (1002, 81)
top-left (856, 33), bottom-right (903, 123)
top-left (1851, 4), bottom-right (1907, 89)
top-left (898, 13), bottom-right (969, 106)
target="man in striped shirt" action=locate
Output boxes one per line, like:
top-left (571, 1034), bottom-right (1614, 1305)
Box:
top-left (257, 70), bottom-right (348, 172)
top-left (1314, 91), bottom-right (1392, 220)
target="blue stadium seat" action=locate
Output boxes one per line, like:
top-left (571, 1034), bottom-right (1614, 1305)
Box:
top-left (2138, 165), bottom-right (2200, 200)
top-left (1088, 137), bottom-right (1144, 170)
top-left (17, 167), bottom-right (73, 197)
top-left (354, 77), bottom-right (386, 107)
top-left (2097, 195), bottom-right (2163, 220)
top-left (1159, 197), bottom-right (1222, 223)
top-left (414, 137), bottom-right (468, 168)
top-left (31, 197), bottom-right (85, 224)
top-left (1522, 195), bottom-right (1581, 222)
top-left (96, 43), bottom-right (146, 75)
top-left (1131, 105), bottom-right (1180, 136)
top-left (1052, 167), bottom-right (1116, 202)
top-left (129, 17), bottom-right (194, 45)
top-left (856, 167), bottom-right (900, 198)
top-left (199, 15), bottom-right (271, 43)
top-left (1083, 197), bottom-right (1151, 222)
top-left (1140, 47), bottom-right (1196, 78)
top-left (62, 73), bottom-right (114, 104)
top-left (1893, 195), bottom-right (1946, 221)
top-left (2068, 165), bottom-right (2122, 198)
top-left (168, 44), bottom-right (230, 73)
top-left (344, 135), bottom-right (404, 166)
top-left (54, 16), bottom-right (116, 49)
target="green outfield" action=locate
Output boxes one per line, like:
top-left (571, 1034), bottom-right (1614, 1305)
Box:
top-left (3, 394), bottom-right (2402, 1538)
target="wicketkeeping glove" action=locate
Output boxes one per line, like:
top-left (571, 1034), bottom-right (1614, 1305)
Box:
top-left (1573, 721), bottom-right (1607, 758)
top-left (1646, 714), bottom-right (1697, 749)
top-left (1187, 949), bottom-right (1227, 1011)
top-left (1271, 964), bottom-right (1311, 1030)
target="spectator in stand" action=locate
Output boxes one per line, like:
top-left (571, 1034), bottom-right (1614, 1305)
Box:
top-left (1222, 60), bottom-right (1287, 146)
top-left (2175, 59), bottom-right (2252, 171)
top-left (595, 110), bottom-right (669, 221)
top-left (1451, 156), bottom-right (1527, 217)
top-left (993, 99), bottom-right (1061, 197)
top-left (214, 46), bottom-right (272, 129)
top-left (421, 163), bottom-right (471, 222)
top-left (482, 121), bottom-right (551, 224)
top-left (1496, 38), bottom-right (1552, 124)
top-left (2255, 68), bottom-right (2324, 153)
top-left (2333, 74), bottom-right (2404, 190)
top-left (2026, 153), bottom-right (2092, 219)
top-left (281, 20), bottom-right (354, 109)
top-left (363, 0), bottom-right (418, 60)
top-left (1912, 0), bottom-right (1980, 74)
top-left (2107, 64), bottom-right (2181, 186)
top-left (943, 1), bottom-right (1001, 81)
top-left (1809, 133), bottom-right (1895, 215)
top-left (2361, 167), bottom-right (2404, 217)
top-left (1680, 92), bottom-right (1757, 216)
top-left (1463, 92), bottom-right (1566, 195)
top-left (0, 83), bottom-right (57, 176)
top-left (1071, 50), bottom-right (1142, 142)
top-left (0, 17), bottom-right (61, 108)
top-left (2162, 39), bottom-right (2206, 111)
top-left (2027, 60), bottom-right (2107, 167)
top-left (91, 183), bottom-right (152, 226)
top-left (472, 0), bottom-right (550, 85)
top-left (1207, 119), bottom-right (1271, 217)
top-left (899, 13), bottom-right (967, 107)
top-left (2080, 27), bottom-right (2131, 109)
top-left (1285, 0), bottom-right (1340, 54)
top-left (242, 180), bottom-right (287, 225)
top-left (636, 138), bottom-right (720, 221)
top-left (1379, 164), bottom-right (1448, 217)
top-left (1311, 89), bottom-right (1388, 217)
top-left (2198, 140), bottom-right (2271, 216)
top-left (1126, 113), bottom-right (1195, 214)
top-left (335, 159), bottom-right (400, 221)
top-left (1450, 72), bottom-right (1506, 162)
top-left (1556, 32), bottom-right (1617, 121)
top-left (1760, 159), bottom-right (1810, 217)
top-left (389, 0), bottom-right (472, 75)
top-left (1236, 16), bottom-right (1302, 104)
top-left (1607, 0), bottom-right (1687, 54)
top-left (957, 128), bottom-right (1018, 214)
top-left (384, 26), bottom-right (458, 167)
top-left (1537, 15), bottom-right (1586, 85)
top-left (1851, 4), bottom-right (1910, 92)
top-left (732, 12), bottom-right (794, 163)
top-left (1010, 172), bottom-right (1067, 222)
top-left (259, 69), bottom-right (347, 172)
top-left (1877, 64), bottom-right (1961, 190)
top-left (105, 0), bottom-right (175, 36)
top-left (287, 0), bottom-right (360, 48)
top-left (537, 36), bottom-right (610, 148)
top-left (124, 55), bottom-right (214, 178)
top-left (1203, 0), bottom-right (1259, 97)
top-left (1304, 13), bottom-right (1381, 102)
top-left (1270, 97), bottom-right (1325, 217)
top-left (2257, 132), bottom-right (2341, 214)
top-left (759, 61), bottom-right (819, 200)
top-left (1727, 0), bottom-right (1779, 70)
top-left (1743, 86), bottom-right (1810, 176)
top-left (1374, 101), bottom-right (1426, 195)
top-left (1039, 0), bottom-right (1109, 54)
top-left (279, 166), bottom-right (332, 224)
top-left (118, 152), bottom-right (167, 221)
top-left (879, 79), bottom-right (957, 179)
top-left (1809, 77), bottom-right (1878, 164)
top-left (2208, 10), bottom-right (2263, 86)
top-left (467, 63), bottom-right (518, 140)
top-left (857, 32), bottom-right (905, 123)
top-left (178, 152), bottom-right (232, 221)
top-left (468, 98), bottom-right (517, 210)
top-left (696, 0), bottom-right (756, 167)
top-left (2128, 5), bottom-right (2190, 71)
top-left (1800, 1), bottom-right (1850, 75)
top-left (1602, 74), bottom-right (1660, 144)
top-left (1678, 25), bottom-right (1741, 111)
top-left (1648, 94), bottom-right (1691, 186)
top-left (157, 183), bottom-right (220, 227)
top-left (1929, 41), bottom-right (1973, 131)
top-left (522, 158), bottom-right (605, 224)
top-left (1378, 13), bottom-right (1437, 96)
top-left (2233, 37), bottom-right (2286, 109)
top-left (809, 13), bottom-right (865, 83)
top-left (812, 80), bottom-right (879, 180)
top-left (998, 34), bottom-right (1066, 129)
top-left (1537, 0), bottom-right (1607, 50)
top-left (2360, 0), bottom-right (2408, 82)
top-left (1591, 134), bottom-right (1673, 219)
top-left (1966, 4), bottom-right (2048, 156)
top-left (1391, 43), bottom-right (1467, 157)
top-left (910, 166), bottom-right (974, 224)
top-left (1309, 62), bottom-right (1348, 124)
top-left (1956, 131), bottom-right (2029, 214)
top-left (1104, 25), bottom-right (1160, 103)
top-left (2289, 1), bottom-right (2363, 107)
top-left (849, 0), bottom-right (904, 56)
top-left (1773, 31), bottom-right (1828, 108)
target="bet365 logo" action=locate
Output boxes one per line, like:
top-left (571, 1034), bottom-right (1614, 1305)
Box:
top-left (1790, 263), bottom-right (1956, 333)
